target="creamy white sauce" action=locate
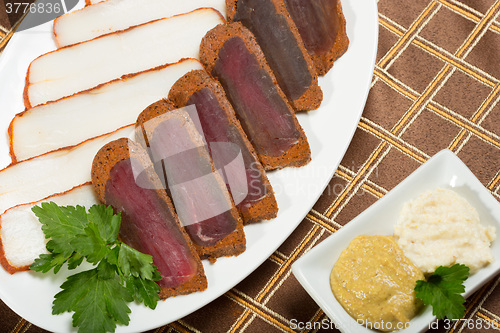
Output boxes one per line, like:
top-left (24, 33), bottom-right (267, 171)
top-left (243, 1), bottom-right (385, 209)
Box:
top-left (394, 188), bottom-right (496, 274)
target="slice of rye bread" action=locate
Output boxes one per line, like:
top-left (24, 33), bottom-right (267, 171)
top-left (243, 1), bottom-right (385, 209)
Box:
top-left (168, 69), bottom-right (278, 223)
top-left (199, 22), bottom-right (311, 170)
top-left (135, 104), bottom-right (246, 261)
top-left (91, 138), bottom-right (207, 298)
top-left (283, 0), bottom-right (349, 76)
top-left (226, 0), bottom-right (322, 112)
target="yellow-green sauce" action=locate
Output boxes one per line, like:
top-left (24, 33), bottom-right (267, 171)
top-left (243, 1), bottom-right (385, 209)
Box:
top-left (330, 235), bottom-right (424, 331)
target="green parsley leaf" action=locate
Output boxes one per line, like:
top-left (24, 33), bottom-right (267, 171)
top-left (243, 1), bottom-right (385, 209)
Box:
top-left (30, 203), bottom-right (162, 333)
top-left (118, 243), bottom-right (160, 281)
top-left (87, 205), bottom-right (121, 243)
top-left (415, 264), bottom-right (470, 319)
top-left (122, 274), bottom-right (160, 310)
top-left (32, 203), bottom-right (88, 257)
top-left (53, 261), bottom-right (133, 333)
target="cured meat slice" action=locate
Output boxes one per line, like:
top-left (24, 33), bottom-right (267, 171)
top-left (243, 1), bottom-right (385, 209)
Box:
top-left (0, 125), bottom-right (133, 216)
top-left (136, 106), bottom-right (246, 260)
top-left (200, 22), bottom-right (311, 170)
top-left (282, 0), bottom-right (349, 75)
top-left (0, 184), bottom-right (98, 274)
top-left (92, 138), bottom-right (207, 298)
top-left (55, 0), bottom-right (226, 47)
top-left (227, 0), bottom-right (321, 111)
top-left (167, 70), bottom-right (278, 224)
top-left (25, 8), bottom-right (224, 108)
top-left (10, 59), bottom-right (202, 162)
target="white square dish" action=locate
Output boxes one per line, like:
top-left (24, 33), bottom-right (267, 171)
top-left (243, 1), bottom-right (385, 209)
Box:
top-left (291, 149), bottom-right (500, 333)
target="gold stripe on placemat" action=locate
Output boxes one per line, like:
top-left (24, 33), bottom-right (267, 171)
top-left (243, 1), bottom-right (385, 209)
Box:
top-left (378, 1), bottom-right (440, 68)
top-left (337, 169), bottom-right (386, 198)
top-left (0, 3), bottom-right (32, 52)
top-left (226, 291), bottom-right (295, 333)
top-left (449, 84), bottom-right (500, 151)
top-left (476, 312), bottom-right (500, 327)
top-left (489, 171), bottom-right (500, 190)
top-left (255, 225), bottom-right (321, 303)
top-left (305, 212), bottom-right (337, 233)
top-left (9, 319), bottom-right (30, 333)
top-left (229, 225), bottom-right (324, 332)
top-left (325, 143), bottom-right (388, 217)
top-left (359, 120), bottom-right (428, 163)
top-left (379, 16), bottom-right (498, 87)
top-left (427, 104), bottom-right (500, 148)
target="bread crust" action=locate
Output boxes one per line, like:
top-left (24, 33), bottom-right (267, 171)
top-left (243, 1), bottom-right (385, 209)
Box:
top-left (226, 0), bottom-right (322, 111)
top-left (199, 22), bottom-right (311, 170)
top-left (91, 138), bottom-right (208, 298)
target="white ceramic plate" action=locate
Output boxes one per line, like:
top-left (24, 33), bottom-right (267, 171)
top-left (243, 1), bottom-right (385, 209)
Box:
top-left (0, 0), bottom-right (378, 332)
top-left (292, 149), bottom-right (500, 333)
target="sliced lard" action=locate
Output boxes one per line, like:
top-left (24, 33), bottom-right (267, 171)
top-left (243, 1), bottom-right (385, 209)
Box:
top-left (85, 0), bottom-right (105, 4)
top-left (10, 59), bottom-right (202, 162)
top-left (0, 126), bottom-right (133, 216)
top-left (54, 0), bottom-right (226, 47)
top-left (0, 184), bottom-right (99, 274)
top-left (25, 8), bottom-right (224, 108)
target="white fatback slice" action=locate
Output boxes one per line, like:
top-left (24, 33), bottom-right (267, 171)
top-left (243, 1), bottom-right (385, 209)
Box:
top-left (0, 184), bottom-right (99, 272)
top-left (55, 0), bottom-right (226, 47)
top-left (25, 8), bottom-right (224, 107)
top-left (11, 59), bottom-right (202, 162)
top-left (0, 126), bottom-right (133, 216)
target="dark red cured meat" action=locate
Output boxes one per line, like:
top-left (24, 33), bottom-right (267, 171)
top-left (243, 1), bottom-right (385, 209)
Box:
top-left (212, 36), bottom-right (301, 158)
top-left (104, 158), bottom-right (198, 289)
top-left (186, 88), bottom-right (269, 212)
top-left (283, 0), bottom-right (339, 55)
top-left (233, 0), bottom-right (312, 101)
top-left (148, 116), bottom-right (238, 248)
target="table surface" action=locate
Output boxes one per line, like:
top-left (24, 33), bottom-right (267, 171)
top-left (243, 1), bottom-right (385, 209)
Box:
top-left (1, 0), bottom-right (499, 332)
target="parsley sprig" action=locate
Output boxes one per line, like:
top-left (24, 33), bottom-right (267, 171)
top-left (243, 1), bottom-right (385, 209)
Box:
top-left (415, 264), bottom-right (470, 320)
top-left (30, 202), bottom-right (161, 333)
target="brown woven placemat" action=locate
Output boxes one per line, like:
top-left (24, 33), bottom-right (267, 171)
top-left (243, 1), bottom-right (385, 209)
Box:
top-left (1, 0), bottom-right (500, 332)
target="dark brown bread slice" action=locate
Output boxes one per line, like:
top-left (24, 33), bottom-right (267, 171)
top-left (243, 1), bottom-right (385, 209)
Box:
top-left (282, 0), bottom-right (349, 75)
top-left (199, 22), bottom-right (311, 170)
top-left (167, 69), bottom-right (278, 224)
top-left (91, 138), bottom-right (207, 298)
top-left (226, 0), bottom-right (322, 112)
top-left (136, 103), bottom-right (246, 261)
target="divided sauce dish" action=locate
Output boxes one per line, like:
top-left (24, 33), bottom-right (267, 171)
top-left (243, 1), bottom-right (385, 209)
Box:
top-left (292, 149), bottom-right (500, 333)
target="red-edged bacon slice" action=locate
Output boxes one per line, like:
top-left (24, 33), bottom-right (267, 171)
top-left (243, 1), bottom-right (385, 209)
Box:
top-left (25, 8), bottom-right (224, 108)
top-left (10, 59), bottom-right (203, 162)
top-left (54, 0), bottom-right (226, 47)
top-left (0, 184), bottom-right (99, 274)
top-left (0, 126), bottom-right (133, 216)
top-left (91, 138), bottom-right (207, 298)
